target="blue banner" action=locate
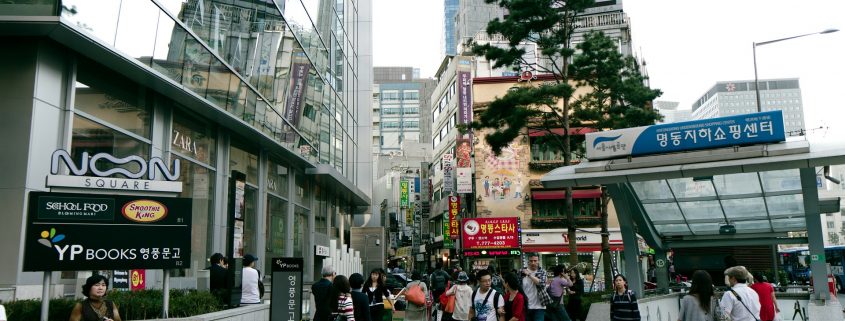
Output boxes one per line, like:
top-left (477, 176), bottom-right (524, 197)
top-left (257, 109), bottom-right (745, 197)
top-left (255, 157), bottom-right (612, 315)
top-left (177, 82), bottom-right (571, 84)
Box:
top-left (586, 111), bottom-right (786, 160)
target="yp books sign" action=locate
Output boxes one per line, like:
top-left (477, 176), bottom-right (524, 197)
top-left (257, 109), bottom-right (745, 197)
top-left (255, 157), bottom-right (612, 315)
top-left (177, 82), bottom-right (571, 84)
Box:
top-left (586, 111), bottom-right (786, 160)
top-left (24, 192), bottom-right (192, 271)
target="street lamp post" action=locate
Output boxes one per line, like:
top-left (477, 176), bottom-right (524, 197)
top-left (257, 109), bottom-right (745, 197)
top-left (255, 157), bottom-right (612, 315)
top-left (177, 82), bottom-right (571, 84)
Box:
top-left (753, 28), bottom-right (839, 112)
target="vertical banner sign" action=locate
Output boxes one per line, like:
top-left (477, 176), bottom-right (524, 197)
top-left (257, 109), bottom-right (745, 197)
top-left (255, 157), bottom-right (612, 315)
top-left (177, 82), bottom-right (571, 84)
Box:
top-left (442, 154), bottom-right (454, 194)
top-left (406, 208), bottom-right (413, 227)
top-left (408, 178), bottom-right (416, 204)
top-left (284, 61), bottom-right (310, 127)
top-left (456, 71), bottom-right (474, 184)
top-left (443, 220), bottom-right (453, 249)
top-left (130, 269), bottom-right (146, 291)
top-left (400, 180), bottom-right (409, 208)
top-left (270, 257), bottom-right (303, 321)
top-left (448, 196), bottom-right (460, 240)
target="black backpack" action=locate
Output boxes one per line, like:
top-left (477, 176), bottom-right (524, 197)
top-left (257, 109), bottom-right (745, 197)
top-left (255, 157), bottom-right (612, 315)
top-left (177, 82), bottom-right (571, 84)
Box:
top-left (471, 288), bottom-right (501, 316)
top-left (432, 270), bottom-right (449, 290)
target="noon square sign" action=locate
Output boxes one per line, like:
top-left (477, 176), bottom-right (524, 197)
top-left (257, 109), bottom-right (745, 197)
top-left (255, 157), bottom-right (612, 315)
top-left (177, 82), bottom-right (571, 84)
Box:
top-left (24, 191), bottom-right (192, 271)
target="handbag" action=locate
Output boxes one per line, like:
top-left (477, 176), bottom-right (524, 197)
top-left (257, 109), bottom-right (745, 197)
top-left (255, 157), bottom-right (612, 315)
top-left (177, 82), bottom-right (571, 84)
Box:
top-left (406, 282), bottom-right (426, 306)
top-left (383, 298), bottom-right (393, 310)
top-left (444, 293), bottom-right (456, 313)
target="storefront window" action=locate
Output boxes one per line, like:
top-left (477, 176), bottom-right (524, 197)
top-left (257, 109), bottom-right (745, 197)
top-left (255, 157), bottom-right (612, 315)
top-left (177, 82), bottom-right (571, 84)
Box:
top-left (71, 115), bottom-right (150, 177)
top-left (295, 171), bottom-right (309, 206)
top-left (532, 199), bottom-right (599, 217)
top-left (243, 186), bottom-right (258, 257)
top-left (266, 196), bottom-right (288, 273)
top-left (230, 145), bottom-right (259, 186)
top-left (171, 154), bottom-right (216, 276)
top-left (74, 74), bottom-right (150, 139)
top-left (172, 111), bottom-right (216, 165)
top-left (267, 160), bottom-right (289, 197)
top-left (294, 205), bottom-right (309, 258)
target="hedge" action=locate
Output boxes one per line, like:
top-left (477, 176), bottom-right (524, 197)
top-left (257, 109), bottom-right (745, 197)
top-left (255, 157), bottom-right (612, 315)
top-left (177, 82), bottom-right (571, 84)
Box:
top-left (3, 289), bottom-right (220, 321)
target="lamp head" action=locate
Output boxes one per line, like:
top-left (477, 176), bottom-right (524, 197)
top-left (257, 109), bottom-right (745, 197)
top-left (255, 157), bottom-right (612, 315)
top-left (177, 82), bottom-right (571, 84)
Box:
top-left (820, 28), bottom-right (839, 34)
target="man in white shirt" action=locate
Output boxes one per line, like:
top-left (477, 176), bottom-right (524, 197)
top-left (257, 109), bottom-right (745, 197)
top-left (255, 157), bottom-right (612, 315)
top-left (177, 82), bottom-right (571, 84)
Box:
top-left (469, 270), bottom-right (505, 321)
top-left (521, 254), bottom-right (547, 321)
top-left (720, 265), bottom-right (761, 321)
top-left (240, 254), bottom-right (262, 304)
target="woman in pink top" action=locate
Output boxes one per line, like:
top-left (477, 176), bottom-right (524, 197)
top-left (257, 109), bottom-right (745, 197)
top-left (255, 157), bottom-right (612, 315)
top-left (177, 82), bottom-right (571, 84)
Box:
top-left (749, 273), bottom-right (778, 321)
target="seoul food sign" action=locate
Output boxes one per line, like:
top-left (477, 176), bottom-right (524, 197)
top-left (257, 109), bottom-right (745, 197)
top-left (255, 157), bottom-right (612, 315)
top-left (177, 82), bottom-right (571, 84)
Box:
top-left (461, 217), bottom-right (520, 250)
top-left (24, 191), bottom-right (192, 271)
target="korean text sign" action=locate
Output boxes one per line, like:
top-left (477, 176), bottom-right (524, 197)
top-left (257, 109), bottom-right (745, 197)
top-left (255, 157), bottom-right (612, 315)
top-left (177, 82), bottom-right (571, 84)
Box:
top-left (461, 217), bottom-right (520, 250)
top-left (448, 196), bottom-right (460, 240)
top-left (24, 192), bottom-right (191, 271)
top-left (270, 257), bottom-right (303, 321)
top-left (586, 110), bottom-right (786, 160)
top-left (400, 180), bottom-right (409, 207)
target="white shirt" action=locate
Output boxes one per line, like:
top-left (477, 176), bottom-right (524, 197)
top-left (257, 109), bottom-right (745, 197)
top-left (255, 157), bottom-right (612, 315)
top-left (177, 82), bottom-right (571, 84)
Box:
top-left (719, 283), bottom-right (761, 321)
top-left (472, 288), bottom-right (504, 321)
top-left (521, 270), bottom-right (543, 309)
top-left (241, 266), bottom-right (261, 304)
top-left (0, 304), bottom-right (6, 321)
top-left (446, 284), bottom-right (474, 321)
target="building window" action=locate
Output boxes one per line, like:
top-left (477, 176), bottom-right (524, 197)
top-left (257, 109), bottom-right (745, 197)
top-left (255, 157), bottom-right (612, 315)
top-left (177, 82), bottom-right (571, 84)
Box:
top-left (382, 90), bottom-right (399, 102)
top-left (383, 107), bottom-right (400, 115)
top-left (382, 121), bottom-right (400, 129)
top-left (532, 198), bottom-right (599, 217)
top-left (403, 120), bottom-right (419, 128)
top-left (402, 90), bottom-right (419, 101)
top-left (403, 106), bottom-right (420, 115)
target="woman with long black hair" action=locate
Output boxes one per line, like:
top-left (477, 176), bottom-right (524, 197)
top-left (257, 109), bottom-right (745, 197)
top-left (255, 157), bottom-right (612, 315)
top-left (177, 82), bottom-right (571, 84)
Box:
top-left (564, 269), bottom-right (584, 321)
top-left (331, 275), bottom-right (356, 321)
top-left (364, 268), bottom-right (392, 321)
top-left (678, 270), bottom-right (716, 321)
top-left (502, 272), bottom-right (527, 321)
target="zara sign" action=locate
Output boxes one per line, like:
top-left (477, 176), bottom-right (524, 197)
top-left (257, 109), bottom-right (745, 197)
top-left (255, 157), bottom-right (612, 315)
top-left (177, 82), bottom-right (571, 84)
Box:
top-left (47, 150), bottom-right (183, 193)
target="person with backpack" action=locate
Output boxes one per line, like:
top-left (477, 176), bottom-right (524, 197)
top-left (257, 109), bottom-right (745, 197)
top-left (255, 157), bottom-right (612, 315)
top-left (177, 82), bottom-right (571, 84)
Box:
top-left (489, 265), bottom-right (505, 296)
top-left (610, 274), bottom-right (640, 321)
top-left (469, 270), bottom-right (505, 321)
top-left (446, 272), bottom-right (473, 321)
top-left (397, 271), bottom-right (430, 321)
top-left (432, 262), bottom-right (453, 303)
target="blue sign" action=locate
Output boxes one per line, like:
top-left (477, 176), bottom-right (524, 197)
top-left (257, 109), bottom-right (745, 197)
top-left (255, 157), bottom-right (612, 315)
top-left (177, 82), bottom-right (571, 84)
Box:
top-left (586, 111), bottom-right (786, 160)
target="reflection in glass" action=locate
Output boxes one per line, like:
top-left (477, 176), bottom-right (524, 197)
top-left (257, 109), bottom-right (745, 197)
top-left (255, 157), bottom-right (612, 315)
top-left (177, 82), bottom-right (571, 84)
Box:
top-left (666, 177), bottom-right (716, 199)
top-left (713, 173), bottom-right (762, 196)
top-left (266, 196), bottom-right (288, 273)
top-left (766, 194), bottom-right (805, 216)
top-left (230, 145), bottom-right (259, 186)
top-left (293, 205), bottom-right (309, 258)
top-left (733, 220), bottom-right (773, 233)
top-left (688, 223), bottom-right (721, 235)
top-left (771, 218), bottom-right (806, 231)
top-left (74, 79), bottom-right (151, 138)
top-left (654, 224), bottom-right (690, 235)
top-left (152, 13), bottom-right (184, 82)
top-left (113, 0), bottom-right (160, 65)
top-left (71, 115), bottom-right (149, 177)
top-left (172, 111), bottom-right (216, 165)
top-left (243, 186), bottom-right (258, 257)
top-left (171, 155), bottom-right (216, 277)
top-left (62, 0), bottom-right (121, 46)
top-left (268, 160), bottom-right (289, 196)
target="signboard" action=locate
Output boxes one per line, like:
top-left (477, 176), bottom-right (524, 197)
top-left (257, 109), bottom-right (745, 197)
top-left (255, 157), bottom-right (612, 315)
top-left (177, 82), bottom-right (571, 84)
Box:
top-left (448, 196), bottom-right (460, 240)
top-left (521, 228), bottom-right (623, 245)
top-left (461, 217), bottom-right (520, 250)
top-left (24, 192), bottom-right (192, 271)
top-left (315, 245), bottom-right (330, 257)
top-left (284, 63), bottom-right (310, 127)
top-left (130, 269), bottom-right (145, 291)
top-left (462, 249), bottom-right (522, 258)
top-left (400, 180), bottom-right (409, 208)
top-left (442, 155), bottom-right (454, 194)
top-left (270, 257), bottom-right (303, 321)
top-left (396, 246), bottom-right (411, 258)
top-left (48, 150), bottom-right (182, 192)
top-left (586, 110), bottom-right (786, 160)
top-left (113, 270), bottom-right (129, 290)
top-left (443, 220), bottom-right (453, 249)
top-left (456, 167), bottom-right (472, 193)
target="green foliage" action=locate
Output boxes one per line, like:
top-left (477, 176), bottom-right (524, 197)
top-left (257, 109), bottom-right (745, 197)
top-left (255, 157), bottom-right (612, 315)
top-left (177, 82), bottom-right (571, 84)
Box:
top-left (2, 289), bottom-right (220, 321)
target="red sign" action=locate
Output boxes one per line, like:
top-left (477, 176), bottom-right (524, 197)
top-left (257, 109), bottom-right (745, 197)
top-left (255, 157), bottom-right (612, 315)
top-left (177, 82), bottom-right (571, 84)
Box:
top-left (461, 217), bottom-right (520, 250)
top-left (130, 269), bottom-right (145, 291)
top-left (448, 196), bottom-right (460, 239)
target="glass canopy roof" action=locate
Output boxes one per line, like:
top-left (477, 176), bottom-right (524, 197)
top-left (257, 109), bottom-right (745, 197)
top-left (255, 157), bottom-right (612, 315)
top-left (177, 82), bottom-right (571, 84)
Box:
top-left (629, 169), bottom-right (805, 236)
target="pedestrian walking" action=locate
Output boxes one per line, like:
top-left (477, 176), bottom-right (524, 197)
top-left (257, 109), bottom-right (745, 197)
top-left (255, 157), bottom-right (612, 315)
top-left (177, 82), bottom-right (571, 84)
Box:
top-left (610, 274), bottom-right (640, 321)
top-left (749, 272), bottom-right (778, 321)
top-left (678, 270), bottom-right (716, 321)
top-left (350, 273), bottom-right (372, 321)
top-left (445, 272), bottom-right (473, 321)
top-left (397, 272), bottom-right (429, 321)
top-left (313, 265), bottom-right (337, 321)
top-left (68, 274), bottom-right (122, 321)
top-left (469, 270), bottom-right (505, 321)
top-left (331, 275), bottom-right (356, 321)
top-left (502, 272), bottom-right (526, 321)
top-left (564, 269), bottom-right (584, 321)
top-left (719, 266), bottom-right (761, 321)
top-left (519, 254), bottom-right (549, 321)
top-left (432, 262), bottom-right (453, 321)
top-left (546, 265), bottom-right (572, 321)
top-left (364, 268), bottom-right (392, 321)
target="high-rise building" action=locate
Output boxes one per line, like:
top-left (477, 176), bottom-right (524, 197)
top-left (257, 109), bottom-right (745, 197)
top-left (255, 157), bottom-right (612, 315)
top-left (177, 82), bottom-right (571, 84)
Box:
top-left (372, 67), bottom-right (436, 158)
top-left (691, 78), bottom-right (805, 135)
top-left (444, 0), bottom-right (460, 56)
top-left (655, 101), bottom-right (692, 124)
top-left (1, 0), bottom-right (372, 297)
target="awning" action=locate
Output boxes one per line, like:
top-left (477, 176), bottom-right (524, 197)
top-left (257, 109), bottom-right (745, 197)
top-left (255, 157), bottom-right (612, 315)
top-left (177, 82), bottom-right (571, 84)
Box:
top-left (528, 127), bottom-right (596, 137)
top-left (522, 244), bottom-right (624, 252)
top-left (531, 188), bottom-right (602, 200)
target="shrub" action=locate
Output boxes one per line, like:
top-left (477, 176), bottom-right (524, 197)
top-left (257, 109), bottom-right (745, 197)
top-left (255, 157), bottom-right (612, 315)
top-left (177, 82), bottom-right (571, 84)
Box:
top-left (2, 289), bottom-right (220, 321)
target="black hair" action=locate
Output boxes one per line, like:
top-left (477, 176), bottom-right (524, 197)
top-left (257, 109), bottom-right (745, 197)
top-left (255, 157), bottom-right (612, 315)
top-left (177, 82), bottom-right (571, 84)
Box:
top-left (552, 265), bottom-right (565, 277)
top-left (330, 275), bottom-right (351, 313)
top-left (82, 274), bottom-right (109, 298)
top-left (411, 271), bottom-right (422, 281)
top-left (690, 270), bottom-right (714, 313)
top-left (476, 269), bottom-right (490, 280)
top-left (210, 253), bottom-right (224, 264)
top-left (613, 274), bottom-right (628, 290)
top-left (350, 273), bottom-right (365, 290)
top-left (369, 268), bottom-right (385, 288)
top-left (503, 272), bottom-right (529, 311)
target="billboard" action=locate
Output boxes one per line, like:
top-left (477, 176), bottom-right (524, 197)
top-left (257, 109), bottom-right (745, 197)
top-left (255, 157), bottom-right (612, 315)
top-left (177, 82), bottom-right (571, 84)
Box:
top-left (24, 192), bottom-right (192, 271)
top-left (461, 217), bottom-right (520, 250)
top-left (586, 110), bottom-right (786, 160)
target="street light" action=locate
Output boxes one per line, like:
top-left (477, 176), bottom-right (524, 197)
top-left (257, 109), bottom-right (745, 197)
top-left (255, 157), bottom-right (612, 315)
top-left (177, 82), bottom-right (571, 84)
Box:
top-left (753, 28), bottom-right (839, 112)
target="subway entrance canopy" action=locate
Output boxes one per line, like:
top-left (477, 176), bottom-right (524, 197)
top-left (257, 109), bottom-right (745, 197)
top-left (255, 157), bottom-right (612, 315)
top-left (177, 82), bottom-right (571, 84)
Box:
top-left (541, 111), bottom-right (845, 303)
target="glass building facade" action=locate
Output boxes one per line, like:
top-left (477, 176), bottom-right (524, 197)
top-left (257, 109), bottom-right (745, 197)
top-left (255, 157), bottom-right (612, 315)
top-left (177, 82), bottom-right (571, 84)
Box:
top-left (0, 0), bottom-right (371, 298)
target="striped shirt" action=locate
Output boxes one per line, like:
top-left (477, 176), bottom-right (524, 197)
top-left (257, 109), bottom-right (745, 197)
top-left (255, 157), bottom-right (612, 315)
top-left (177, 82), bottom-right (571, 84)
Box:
top-left (332, 294), bottom-right (355, 321)
top-left (610, 290), bottom-right (641, 321)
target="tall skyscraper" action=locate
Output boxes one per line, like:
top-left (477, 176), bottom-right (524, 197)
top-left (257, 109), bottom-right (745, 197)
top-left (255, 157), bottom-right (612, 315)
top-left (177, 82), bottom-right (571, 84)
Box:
top-left (1, 0), bottom-right (372, 297)
top-left (444, 0), bottom-right (460, 56)
top-left (691, 78), bottom-right (805, 135)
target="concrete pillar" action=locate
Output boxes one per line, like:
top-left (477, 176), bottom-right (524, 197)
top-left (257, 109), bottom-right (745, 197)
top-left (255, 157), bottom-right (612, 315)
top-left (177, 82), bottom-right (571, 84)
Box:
top-left (799, 167), bottom-right (830, 301)
top-left (654, 249), bottom-right (670, 290)
top-left (607, 184), bottom-right (644, 296)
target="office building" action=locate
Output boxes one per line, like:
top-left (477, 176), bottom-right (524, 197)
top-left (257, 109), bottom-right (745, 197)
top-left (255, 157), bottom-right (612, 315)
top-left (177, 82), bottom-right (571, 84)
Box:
top-left (655, 101), bottom-right (692, 124)
top-left (1, 0), bottom-right (371, 299)
top-left (691, 78), bottom-right (805, 135)
top-left (444, 0), bottom-right (460, 56)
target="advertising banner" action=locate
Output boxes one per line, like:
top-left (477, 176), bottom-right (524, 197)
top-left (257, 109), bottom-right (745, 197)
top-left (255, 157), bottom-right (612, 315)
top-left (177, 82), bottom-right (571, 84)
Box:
top-left (112, 270), bottom-right (129, 290)
top-left (456, 167), bottom-right (472, 194)
top-left (448, 196), bottom-right (460, 240)
top-left (270, 257), bottom-right (303, 321)
top-left (400, 180), bottom-right (409, 208)
top-left (461, 217), bottom-right (520, 250)
top-left (586, 110), bottom-right (786, 160)
top-left (457, 71), bottom-right (473, 141)
top-left (443, 220), bottom-right (453, 249)
top-left (284, 62), bottom-right (310, 127)
top-left (24, 192), bottom-right (192, 271)
top-left (442, 154), bottom-right (454, 194)
top-left (130, 269), bottom-right (146, 291)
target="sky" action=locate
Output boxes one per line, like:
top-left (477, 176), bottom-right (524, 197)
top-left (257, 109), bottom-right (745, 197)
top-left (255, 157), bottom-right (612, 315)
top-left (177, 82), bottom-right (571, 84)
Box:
top-left (372, 0), bottom-right (845, 136)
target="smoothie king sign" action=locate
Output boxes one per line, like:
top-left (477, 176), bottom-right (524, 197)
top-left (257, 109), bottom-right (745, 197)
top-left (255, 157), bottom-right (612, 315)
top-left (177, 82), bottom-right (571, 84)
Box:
top-left (24, 191), bottom-right (192, 271)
